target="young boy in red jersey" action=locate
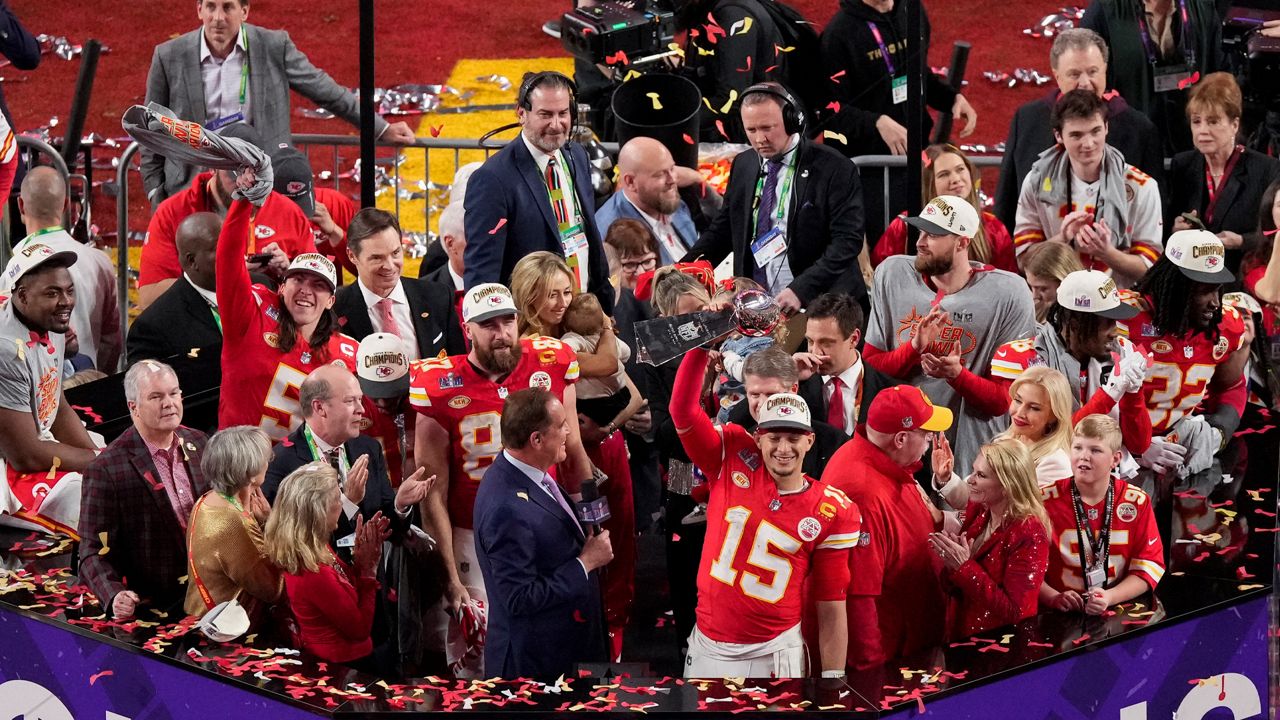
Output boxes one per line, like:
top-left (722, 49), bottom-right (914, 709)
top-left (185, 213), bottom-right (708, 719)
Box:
top-left (1040, 414), bottom-right (1165, 615)
top-left (671, 347), bottom-right (860, 679)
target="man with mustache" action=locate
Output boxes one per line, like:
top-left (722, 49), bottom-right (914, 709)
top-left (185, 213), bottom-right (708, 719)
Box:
top-left (408, 283), bottom-right (593, 673)
top-left (864, 194), bottom-right (1036, 475)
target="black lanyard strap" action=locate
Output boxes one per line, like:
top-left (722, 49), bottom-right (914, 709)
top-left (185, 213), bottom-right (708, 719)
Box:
top-left (1071, 478), bottom-right (1114, 585)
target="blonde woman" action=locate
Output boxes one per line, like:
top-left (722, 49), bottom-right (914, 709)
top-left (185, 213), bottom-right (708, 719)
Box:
top-left (185, 426), bottom-right (283, 628)
top-left (1020, 241), bottom-right (1084, 322)
top-left (264, 463), bottom-right (390, 666)
top-left (509, 251), bottom-right (620, 374)
top-left (997, 367), bottom-right (1075, 487)
top-left (929, 438), bottom-right (1051, 638)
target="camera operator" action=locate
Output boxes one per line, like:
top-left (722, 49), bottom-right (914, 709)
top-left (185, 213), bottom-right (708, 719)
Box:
top-left (677, 0), bottom-right (779, 143)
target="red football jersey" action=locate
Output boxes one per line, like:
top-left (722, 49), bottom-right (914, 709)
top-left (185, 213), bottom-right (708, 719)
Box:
top-left (1042, 477), bottom-right (1165, 594)
top-left (216, 200), bottom-right (357, 439)
top-left (407, 336), bottom-right (579, 529)
top-left (1116, 297), bottom-right (1246, 432)
top-left (695, 424), bottom-right (861, 645)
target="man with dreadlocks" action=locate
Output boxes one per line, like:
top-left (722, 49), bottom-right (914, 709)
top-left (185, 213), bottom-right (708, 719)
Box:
top-left (1118, 230), bottom-right (1250, 479)
top-left (987, 270), bottom-right (1153, 469)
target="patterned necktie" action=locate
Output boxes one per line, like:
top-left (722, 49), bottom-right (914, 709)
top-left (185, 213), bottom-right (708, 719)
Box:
top-left (545, 156), bottom-right (569, 229)
top-left (324, 447), bottom-right (342, 473)
top-left (827, 377), bottom-right (846, 433)
top-left (375, 297), bottom-right (402, 338)
top-left (754, 159), bottom-right (783, 285)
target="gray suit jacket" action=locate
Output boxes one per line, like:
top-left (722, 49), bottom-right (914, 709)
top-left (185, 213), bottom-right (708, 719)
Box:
top-left (143, 24), bottom-right (388, 202)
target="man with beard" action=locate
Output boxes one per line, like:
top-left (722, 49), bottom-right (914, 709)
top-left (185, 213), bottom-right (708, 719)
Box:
top-left (1119, 230), bottom-right (1250, 480)
top-left (988, 270), bottom-right (1153, 467)
top-left (0, 244), bottom-right (98, 535)
top-left (595, 137), bottom-right (702, 267)
top-left (864, 195), bottom-right (1035, 474)
top-left (408, 283), bottom-right (593, 664)
top-left (463, 72), bottom-right (613, 309)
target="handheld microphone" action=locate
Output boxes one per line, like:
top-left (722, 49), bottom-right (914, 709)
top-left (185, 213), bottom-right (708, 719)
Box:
top-left (575, 475), bottom-right (612, 529)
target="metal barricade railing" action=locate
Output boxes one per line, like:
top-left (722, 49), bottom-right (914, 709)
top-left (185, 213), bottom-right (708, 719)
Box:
top-left (111, 137), bottom-right (1008, 335)
top-left (852, 154), bottom-right (1004, 231)
top-left (0, 136), bottom-right (76, 270)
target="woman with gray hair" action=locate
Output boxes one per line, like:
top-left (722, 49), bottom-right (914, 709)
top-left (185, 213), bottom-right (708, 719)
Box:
top-left (184, 426), bottom-right (283, 627)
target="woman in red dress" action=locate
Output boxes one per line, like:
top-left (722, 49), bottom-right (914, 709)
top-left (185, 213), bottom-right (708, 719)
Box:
top-left (929, 438), bottom-right (1050, 639)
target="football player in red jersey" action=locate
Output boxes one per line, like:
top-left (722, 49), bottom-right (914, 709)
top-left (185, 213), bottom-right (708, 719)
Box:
top-left (216, 192), bottom-right (357, 441)
top-left (409, 283), bottom-right (592, 620)
top-left (671, 347), bottom-right (860, 679)
top-left (355, 333), bottom-right (415, 487)
top-left (1040, 415), bottom-right (1165, 615)
top-left (1123, 230), bottom-right (1251, 478)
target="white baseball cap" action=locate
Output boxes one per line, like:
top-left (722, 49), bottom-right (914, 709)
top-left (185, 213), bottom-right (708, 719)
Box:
top-left (1223, 291), bottom-right (1262, 316)
top-left (462, 283), bottom-right (518, 323)
top-left (3, 242), bottom-right (77, 288)
top-left (755, 393), bottom-right (813, 433)
top-left (1055, 270), bottom-right (1138, 320)
top-left (284, 253), bottom-right (338, 292)
top-left (356, 332), bottom-right (410, 399)
top-left (1164, 230), bottom-right (1233, 284)
top-left (904, 194), bottom-right (980, 239)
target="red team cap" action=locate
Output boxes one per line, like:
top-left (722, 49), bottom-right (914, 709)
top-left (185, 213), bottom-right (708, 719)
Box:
top-left (1164, 229), bottom-right (1233, 284)
top-left (904, 194), bottom-right (979, 239)
top-left (867, 385), bottom-right (953, 434)
top-left (462, 282), bottom-right (518, 323)
top-left (356, 332), bottom-right (410, 399)
top-left (755, 393), bottom-right (813, 433)
top-left (284, 253), bottom-right (338, 292)
top-left (1055, 270), bottom-right (1139, 320)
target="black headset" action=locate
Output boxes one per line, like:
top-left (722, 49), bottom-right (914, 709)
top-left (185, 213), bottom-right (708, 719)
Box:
top-left (740, 82), bottom-right (806, 136)
top-left (517, 70), bottom-right (579, 129)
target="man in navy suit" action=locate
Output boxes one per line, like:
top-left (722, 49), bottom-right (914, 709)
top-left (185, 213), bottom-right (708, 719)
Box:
top-left (595, 137), bottom-right (699, 267)
top-left (474, 388), bottom-right (612, 678)
top-left (463, 72), bottom-right (614, 309)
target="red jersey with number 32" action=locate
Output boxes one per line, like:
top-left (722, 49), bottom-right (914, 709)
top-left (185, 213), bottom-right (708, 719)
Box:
top-left (1116, 296), bottom-right (1245, 432)
top-left (408, 337), bottom-right (579, 529)
top-left (697, 424), bottom-right (861, 644)
top-left (1042, 477), bottom-right (1165, 594)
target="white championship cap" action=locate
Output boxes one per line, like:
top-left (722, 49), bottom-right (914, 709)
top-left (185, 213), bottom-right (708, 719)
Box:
top-left (462, 283), bottom-right (518, 323)
top-left (284, 253), bottom-right (338, 292)
top-left (356, 332), bottom-right (410, 399)
top-left (904, 194), bottom-right (980, 239)
top-left (1164, 229), bottom-right (1233, 284)
top-left (756, 392), bottom-right (813, 433)
top-left (3, 242), bottom-right (77, 288)
top-left (1055, 269), bottom-right (1139, 320)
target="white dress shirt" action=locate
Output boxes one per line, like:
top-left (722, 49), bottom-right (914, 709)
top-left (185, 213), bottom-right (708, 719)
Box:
top-left (627, 194), bottom-right (687, 266)
top-left (199, 28), bottom-right (251, 126)
top-left (447, 263), bottom-right (465, 292)
top-left (503, 451), bottom-right (588, 577)
top-left (758, 134), bottom-right (800, 295)
top-left (821, 357), bottom-right (863, 435)
top-left (358, 277), bottom-right (419, 360)
top-left (521, 134), bottom-right (590, 291)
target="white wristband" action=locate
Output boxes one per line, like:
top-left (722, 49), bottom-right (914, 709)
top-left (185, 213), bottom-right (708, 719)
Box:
top-left (820, 670), bottom-right (846, 679)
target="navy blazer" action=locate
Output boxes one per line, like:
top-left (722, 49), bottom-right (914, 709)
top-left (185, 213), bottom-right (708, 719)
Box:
top-left (594, 191), bottom-right (698, 267)
top-left (463, 139), bottom-right (615, 309)
top-left (473, 453), bottom-right (605, 678)
top-left (262, 424), bottom-right (404, 543)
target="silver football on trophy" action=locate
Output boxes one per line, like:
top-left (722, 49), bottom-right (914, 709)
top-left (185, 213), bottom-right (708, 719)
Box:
top-left (732, 289), bottom-right (782, 337)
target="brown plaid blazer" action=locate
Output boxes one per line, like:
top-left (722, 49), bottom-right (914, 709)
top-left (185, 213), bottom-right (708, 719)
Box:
top-left (77, 425), bottom-right (209, 612)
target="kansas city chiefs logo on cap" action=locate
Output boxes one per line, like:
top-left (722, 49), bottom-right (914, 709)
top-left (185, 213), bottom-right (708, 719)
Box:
top-left (488, 294), bottom-right (505, 305)
top-left (286, 181), bottom-right (307, 194)
top-left (375, 365), bottom-right (395, 378)
top-left (776, 405), bottom-right (794, 415)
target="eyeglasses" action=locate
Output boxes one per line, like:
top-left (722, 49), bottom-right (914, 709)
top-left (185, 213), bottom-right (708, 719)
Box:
top-left (620, 257), bottom-right (658, 273)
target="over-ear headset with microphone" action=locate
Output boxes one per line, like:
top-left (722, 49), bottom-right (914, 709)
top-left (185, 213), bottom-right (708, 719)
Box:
top-left (480, 70), bottom-right (581, 147)
top-left (740, 81), bottom-right (806, 136)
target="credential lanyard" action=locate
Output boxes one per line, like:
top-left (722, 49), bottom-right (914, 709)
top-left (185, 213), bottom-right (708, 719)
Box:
top-left (1135, 0), bottom-right (1195, 69)
top-left (867, 22), bottom-right (896, 76)
top-left (303, 423), bottom-right (348, 481)
top-left (1071, 478), bottom-right (1114, 584)
top-left (1203, 145), bottom-right (1243, 226)
top-left (238, 27), bottom-right (250, 107)
top-left (750, 158), bottom-right (796, 230)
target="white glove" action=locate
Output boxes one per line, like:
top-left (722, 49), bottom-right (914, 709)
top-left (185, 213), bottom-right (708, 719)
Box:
top-left (1117, 348), bottom-right (1149, 395)
top-left (1103, 364), bottom-right (1128, 402)
top-left (1169, 415), bottom-right (1223, 479)
top-left (1138, 436), bottom-right (1187, 475)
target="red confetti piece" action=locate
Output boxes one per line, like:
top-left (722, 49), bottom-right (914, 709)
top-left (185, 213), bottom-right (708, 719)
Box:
top-left (605, 50), bottom-right (629, 66)
top-left (1177, 71), bottom-right (1201, 90)
top-left (429, 125), bottom-right (443, 137)
top-left (1237, 566), bottom-right (1255, 579)
top-left (71, 405), bottom-right (103, 424)
top-left (1122, 619), bottom-right (1149, 626)
top-left (488, 218), bottom-right (508, 235)
top-left (682, 133), bottom-right (694, 144)
top-left (573, 609), bottom-right (586, 623)
top-left (1255, 509), bottom-right (1276, 517)
top-left (714, 120), bottom-right (729, 141)
top-left (826, 101), bottom-right (841, 113)
top-left (1072, 634), bottom-right (1091, 645)
top-left (89, 670), bottom-right (114, 685)
top-left (978, 643), bottom-right (1009, 653)
top-left (763, 64), bottom-right (779, 73)
top-left (671, 533), bottom-right (681, 542)
top-left (1026, 641), bottom-right (1054, 648)
top-left (737, 56), bottom-right (752, 73)
top-left (829, 70), bottom-right (846, 83)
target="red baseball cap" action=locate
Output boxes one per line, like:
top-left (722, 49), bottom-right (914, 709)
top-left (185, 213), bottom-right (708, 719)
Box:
top-left (867, 385), bottom-right (953, 434)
